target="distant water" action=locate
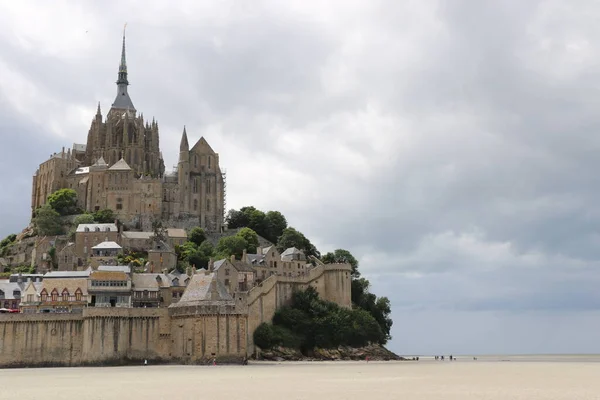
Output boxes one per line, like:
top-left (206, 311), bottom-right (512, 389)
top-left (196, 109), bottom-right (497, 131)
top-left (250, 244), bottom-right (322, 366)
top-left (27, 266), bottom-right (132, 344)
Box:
top-left (2, 358), bottom-right (600, 399)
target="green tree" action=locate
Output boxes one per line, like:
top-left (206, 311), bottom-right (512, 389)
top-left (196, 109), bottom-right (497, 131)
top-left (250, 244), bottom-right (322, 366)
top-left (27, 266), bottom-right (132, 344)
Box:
top-left (93, 209), bottom-right (115, 223)
top-left (263, 211), bottom-right (287, 243)
top-left (243, 206), bottom-right (266, 235)
top-left (0, 234), bottom-right (16, 248)
top-left (34, 205), bottom-right (63, 236)
top-left (73, 214), bottom-right (95, 226)
top-left (322, 249), bottom-right (360, 278)
top-left (237, 227), bottom-right (259, 253)
top-left (351, 277), bottom-right (392, 341)
top-left (189, 227), bottom-right (206, 247)
top-left (225, 209), bottom-right (248, 229)
top-left (216, 236), bottom-right (248, 259)
top-left (277, 227), bottom-right (320, 258)
top-left (47, 189), bottom-right (79, 215)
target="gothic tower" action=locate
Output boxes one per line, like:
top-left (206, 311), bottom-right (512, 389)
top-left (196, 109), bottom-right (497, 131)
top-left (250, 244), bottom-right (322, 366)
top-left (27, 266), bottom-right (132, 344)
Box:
top-left (84, 27), bottom-right (165, 177)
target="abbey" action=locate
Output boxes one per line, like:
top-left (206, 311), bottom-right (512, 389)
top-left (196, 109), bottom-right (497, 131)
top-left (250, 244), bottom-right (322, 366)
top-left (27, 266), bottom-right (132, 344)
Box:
top-left (30, 33), bottom-right (225, 232)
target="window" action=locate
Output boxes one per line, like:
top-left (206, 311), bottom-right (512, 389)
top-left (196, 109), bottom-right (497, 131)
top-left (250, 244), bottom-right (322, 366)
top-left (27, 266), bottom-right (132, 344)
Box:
top-left (208, 156), bottom-right (212, 169)
top-left (206, 180), bottom-right (211, 194)
top-left (62, 289), bottom-right (69, 301)
top-left (64, 255), bottom-right (68, 263)
top-left (51, 289), bottom-right (58, 302)
top-left (206, 199), bottom-right (210, 211)
top-left (194, 155), bottom-right (198, 167)
top-left (224, 279), bottom-right (229, 287)
top-left (225, 269), bottom-right (230, 276)
top-left (193, 199), bottom-right (198, 211)
top-left (163, 189), bottom-right (168, 201)
top-left (85, 227), bottom-right (90, 232)
top-left (116, 203), bottom-right (122, 210)
top-left (95, 227), bottom-right (100, 232)
top-left (75, 289), bottom-right (82, 301)
top-left (193, 178), bottom-right (198, 193)
top-left (40, 289), bottom-right (47, 302)
top-left (27, 294), bottom-right (34, 302)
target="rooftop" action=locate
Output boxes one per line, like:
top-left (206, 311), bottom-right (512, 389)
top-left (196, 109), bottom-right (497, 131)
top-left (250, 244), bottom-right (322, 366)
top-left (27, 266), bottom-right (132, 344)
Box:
top-left (76, 223), bottom-right (118, 233)
top-left (92, 241), bottom-right (122, 250)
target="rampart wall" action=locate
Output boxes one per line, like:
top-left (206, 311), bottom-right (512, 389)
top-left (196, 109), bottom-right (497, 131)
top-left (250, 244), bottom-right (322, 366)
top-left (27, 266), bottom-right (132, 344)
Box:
top-left (0, 263), bottom-right (351, 367)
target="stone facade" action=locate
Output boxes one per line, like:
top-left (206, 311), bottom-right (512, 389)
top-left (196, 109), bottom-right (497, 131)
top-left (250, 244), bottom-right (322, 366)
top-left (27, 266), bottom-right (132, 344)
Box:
top-left (30, 34), bottom-right (225, 232)
top-left (0, 264), bottom-right (351, 367)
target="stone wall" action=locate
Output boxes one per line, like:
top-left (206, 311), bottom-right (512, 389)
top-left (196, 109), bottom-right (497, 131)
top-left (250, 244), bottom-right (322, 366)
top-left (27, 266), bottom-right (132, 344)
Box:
top-left (0, 263), bottom-right (351, 367)
top-left (244, 263), bottom-right (352, 355)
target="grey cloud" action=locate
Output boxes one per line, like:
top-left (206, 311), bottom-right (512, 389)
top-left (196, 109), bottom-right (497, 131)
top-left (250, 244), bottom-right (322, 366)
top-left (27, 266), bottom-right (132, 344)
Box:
top-left (1, 1), bottom-right (600, 354)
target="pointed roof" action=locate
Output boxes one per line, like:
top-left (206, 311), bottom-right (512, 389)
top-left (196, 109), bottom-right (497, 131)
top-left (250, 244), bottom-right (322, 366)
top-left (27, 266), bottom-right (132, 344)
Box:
top-left (190, 136), bottom-right (216, 154)
top-left (112, 24), bottom-right (136, 111)
top-left (96, 102), bottom-right (102, 116)
top-left (170, 272), bottom-right (233, 308)
top-left (93, 156), bottom-right (108, 167)
top-left (109, 158), bottom-right (132, 171)
top-left (180, 126), bottom-right (189, 151)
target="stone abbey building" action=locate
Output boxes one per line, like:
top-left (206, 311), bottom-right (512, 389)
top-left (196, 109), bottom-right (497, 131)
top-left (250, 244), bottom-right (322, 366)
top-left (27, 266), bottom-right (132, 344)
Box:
top-left (30, 33), bottom-right (225, 232)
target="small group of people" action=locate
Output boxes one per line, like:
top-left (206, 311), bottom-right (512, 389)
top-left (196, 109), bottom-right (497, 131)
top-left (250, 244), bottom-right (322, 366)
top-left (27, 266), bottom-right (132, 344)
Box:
top-left (434, 355), bottom-right (457, 361)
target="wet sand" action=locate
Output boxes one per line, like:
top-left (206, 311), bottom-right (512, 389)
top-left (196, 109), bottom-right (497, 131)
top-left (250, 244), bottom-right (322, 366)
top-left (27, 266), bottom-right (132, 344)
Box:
top-left (1, 359), bottom-right (599, 400)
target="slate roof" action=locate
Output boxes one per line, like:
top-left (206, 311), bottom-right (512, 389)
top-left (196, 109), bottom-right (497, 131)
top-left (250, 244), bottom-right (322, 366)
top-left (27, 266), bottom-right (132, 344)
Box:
top-left (44, 268), bottom-right (92, 279)
top-left (92, 241), bottom-right (122, 250)
top-left (41, 278), bottom-right (88, 296)
top-left (167, 228), bottom-right (187, 238)
top-left (73, 167), bottom-right (89, 175)
top-left (170, 272), bottom-right (233, 308)
top-left (121, 231), bottom-right (153, 240)
top-left (109, 158), bottom-right (132, 171)
top-left (76, 223), bottom-right (118, 233)
top-left (0, 281), bottom-right (23, 300)
top-left (246, 253), bottom-right (265, 265)
top-left (98, 265), bottom-right (131, 273)
top-left (132, 273), bottom-right (173, 290)
top-left (93, 157), bottom-right (108, 167)
top-left (281, 247), bottom-right (306, 261)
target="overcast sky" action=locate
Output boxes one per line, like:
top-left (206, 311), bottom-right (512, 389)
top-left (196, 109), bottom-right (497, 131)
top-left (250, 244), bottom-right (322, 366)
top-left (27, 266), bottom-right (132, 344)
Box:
top-left (2, 0), bottom-right (600, 355)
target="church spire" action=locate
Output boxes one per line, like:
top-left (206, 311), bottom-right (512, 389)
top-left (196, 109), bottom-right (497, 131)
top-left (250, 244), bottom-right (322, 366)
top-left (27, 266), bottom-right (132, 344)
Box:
top-left (180, 126), bottom-right (189, 151)
top-left (117, 23), bottom-right (128, 86)
top-left (111, 23), bottom-right (136, 111)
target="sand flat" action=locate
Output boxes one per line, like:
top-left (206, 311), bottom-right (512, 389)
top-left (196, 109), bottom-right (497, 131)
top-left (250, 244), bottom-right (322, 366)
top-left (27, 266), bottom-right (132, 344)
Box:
top-left (1, 360), bottom-right (599, 400)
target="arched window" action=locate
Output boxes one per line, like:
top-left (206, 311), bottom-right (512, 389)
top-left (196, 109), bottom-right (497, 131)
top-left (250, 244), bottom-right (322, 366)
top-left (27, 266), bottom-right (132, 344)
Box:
top-left (75, 288), bottom-right (82, 302)
top-left (206, 180), bottom-right (211, 194)
top-left (62, 288), bottom-right (69, 302)
top-left (95, 227), bottom-right (100, 232)
top-left (206, 198), bottom-right (210, 211)
top-left (208, 156), bottom-right (212, 169)
top-left (51, 289), bottom-right (58, 302)
top-left (40, 289), bottom-right (48, 302)
top-left (193, 199), bottom-right (198, 211)
top-left (193, 178), bottom-right (198, 194)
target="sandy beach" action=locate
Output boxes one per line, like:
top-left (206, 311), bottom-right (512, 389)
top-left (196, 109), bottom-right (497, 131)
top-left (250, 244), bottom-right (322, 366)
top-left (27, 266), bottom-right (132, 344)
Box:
top-left (1, 357), bottom-right (599, 400)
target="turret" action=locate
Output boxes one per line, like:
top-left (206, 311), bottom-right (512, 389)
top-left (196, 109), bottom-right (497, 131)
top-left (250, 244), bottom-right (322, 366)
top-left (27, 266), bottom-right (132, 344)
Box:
top-left (178, 126), bottom-right (190, 212)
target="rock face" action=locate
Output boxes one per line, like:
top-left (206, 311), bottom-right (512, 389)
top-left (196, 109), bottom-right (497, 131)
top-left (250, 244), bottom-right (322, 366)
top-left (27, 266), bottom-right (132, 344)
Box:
top-left (255, 344), bottom-right (405, 362)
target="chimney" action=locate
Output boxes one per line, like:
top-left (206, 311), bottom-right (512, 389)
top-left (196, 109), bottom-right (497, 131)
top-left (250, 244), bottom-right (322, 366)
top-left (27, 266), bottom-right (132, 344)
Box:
top-left (230, 254), bottom-right (235, 262)
top-left (209, 258), bottom-right (214, 271)
top-left (17, 273), bottom-right (23, 284)
top-left (256, 246), bottom-right (261, 255)
top-left (242, 249), bottom-right (247, 260)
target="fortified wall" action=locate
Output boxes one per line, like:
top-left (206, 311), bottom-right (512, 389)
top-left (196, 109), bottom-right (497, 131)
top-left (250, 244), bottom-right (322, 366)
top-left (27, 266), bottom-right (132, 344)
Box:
top-left (0, 264), bottom-right (351, 367)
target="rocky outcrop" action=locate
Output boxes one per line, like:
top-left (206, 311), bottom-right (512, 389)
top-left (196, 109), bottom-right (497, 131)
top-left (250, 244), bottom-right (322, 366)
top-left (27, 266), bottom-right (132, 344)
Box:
top-left (255, 344), bottom-right (407, 362)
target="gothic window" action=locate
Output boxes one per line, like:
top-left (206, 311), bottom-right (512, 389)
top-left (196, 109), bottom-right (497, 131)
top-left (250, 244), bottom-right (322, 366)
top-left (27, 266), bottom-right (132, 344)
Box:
top-left (194, 155), bottom-right (198, 168)
top-left (40, 289), bottom-right (47, 302)
top-left (208, 156), bottom-right (212, 169)
top-left (75, 288), bottom-right (82, 302)
top-left (193, 199), bottom-right (198, 211)
top-left (206, 180), bottom-right (211, 194)
top-left (206, 198), bottom-right (210, 211)
top-left (193, 178), bottom-right (198, 194)
top-left (51, 289), bottom-right (58, 302)
top-left (62, 289), bottom-right (69, 301)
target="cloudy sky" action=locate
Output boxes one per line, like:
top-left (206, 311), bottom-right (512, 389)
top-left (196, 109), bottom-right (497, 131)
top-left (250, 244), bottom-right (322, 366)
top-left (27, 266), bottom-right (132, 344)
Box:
top-left (2, 0), bottom-right (600, 355)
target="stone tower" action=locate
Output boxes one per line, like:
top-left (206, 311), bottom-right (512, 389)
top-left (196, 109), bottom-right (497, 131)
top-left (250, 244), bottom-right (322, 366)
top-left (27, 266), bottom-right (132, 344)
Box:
top-left (84, 29), bottom-right (165, 177)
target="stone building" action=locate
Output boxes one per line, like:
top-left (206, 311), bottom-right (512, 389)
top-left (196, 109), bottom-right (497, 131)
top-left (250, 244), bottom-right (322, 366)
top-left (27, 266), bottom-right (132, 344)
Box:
top-left (30, 31), bottom-right (226, 232)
